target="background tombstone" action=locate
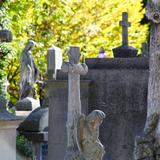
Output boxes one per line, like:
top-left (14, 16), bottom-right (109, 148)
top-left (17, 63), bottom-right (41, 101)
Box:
top-left (47, 46), bottom-right (62, 80)
top-left (56, 56), bottom-right (149, 160)
top-left (113, 12), bottom-right (138, 57)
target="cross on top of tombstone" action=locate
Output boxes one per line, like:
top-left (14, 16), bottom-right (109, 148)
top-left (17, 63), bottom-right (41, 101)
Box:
top-left (68, 47), bottom-right (81, 64)
top-left (119, 12), bottom-right (131, 46)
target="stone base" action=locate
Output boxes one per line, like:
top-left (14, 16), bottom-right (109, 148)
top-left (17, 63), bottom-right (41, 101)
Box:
top-left (112, 45), bottom-right (138, 58)
top-left (15, 111), bottom-right (32, 119)
top-left (0, 120), bottom-right (22, 160)
top-left (16, 97), bottom-right (40, 111)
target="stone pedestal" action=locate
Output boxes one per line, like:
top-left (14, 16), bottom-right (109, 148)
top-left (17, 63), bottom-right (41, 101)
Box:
top-left (0, 114), bottom-right (21, 160)
top-left (16, 97), bottom-right (40, 111)
top-left (15, 97), bottom-right (40, 119)
top-left (18, 107), bottom-right (48, 160)
top-left (47, 80), bottom-right (90, 160)
top-left (0, 121), bottom-right (19, 160)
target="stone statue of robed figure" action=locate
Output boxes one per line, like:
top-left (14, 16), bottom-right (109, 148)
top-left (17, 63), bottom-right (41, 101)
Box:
top-left (20, 40), bottom-right (39, 100)
top-left (16, 40), bottom-right (40, 111)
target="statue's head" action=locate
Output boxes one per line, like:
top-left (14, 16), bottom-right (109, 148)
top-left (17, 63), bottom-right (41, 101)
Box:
top-left (25, 40), bottom-right (35, 51)
top-left (86, 110), bottom-right (106, 130)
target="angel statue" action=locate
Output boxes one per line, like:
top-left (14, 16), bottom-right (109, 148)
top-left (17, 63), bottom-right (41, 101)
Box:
top-left (20, 40), bottom-right (39, 100)
top-left (76, 110), bottom-right (106, 160)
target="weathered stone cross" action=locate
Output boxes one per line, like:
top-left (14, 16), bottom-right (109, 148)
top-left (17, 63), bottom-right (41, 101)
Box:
top-left (61, 46), bottom-right (88, 160)
top-left (119, 12), bottom-right (131, 46)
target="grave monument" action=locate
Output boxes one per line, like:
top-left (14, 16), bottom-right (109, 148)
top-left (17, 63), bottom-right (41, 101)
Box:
top-left (61, 46), bottom-right (105, 160)
top-left (113, 12), bottom-right (138, 57)
top-left (134, 0), bottom-right (160, 159)
top-left (16, 40), bottom-right (40, 112)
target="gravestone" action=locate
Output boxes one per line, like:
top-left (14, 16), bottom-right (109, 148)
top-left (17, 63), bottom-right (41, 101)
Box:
top-left (56, 57), bottom-right (149, 160)
top-left (47, 46), bottom-right (62, 80)
top-left (0, 30), bottom-right (12, 42)
top-left (113, 12), bottom-right (138, 57)
top-left (61, 46), bottom-right (88, 159)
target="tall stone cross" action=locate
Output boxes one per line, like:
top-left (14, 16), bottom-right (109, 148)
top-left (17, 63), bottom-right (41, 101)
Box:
top-left (61, 46), bottom-right (88, 160)
top-left (119, 12), bottom-right (131, 46)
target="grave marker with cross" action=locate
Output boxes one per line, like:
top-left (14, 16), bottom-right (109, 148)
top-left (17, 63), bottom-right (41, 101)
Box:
top-left (119, 12), bottom-right (131, 46)
top-left (61, 46), bottom-right (88, 160)
top-left (112, 12), bottom-right (138, 58)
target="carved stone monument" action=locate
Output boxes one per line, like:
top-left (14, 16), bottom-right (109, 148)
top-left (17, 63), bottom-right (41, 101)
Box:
top-left (61, 46), bottom-right (105, 160)
top-left (16, 40), bottom-right (40, 112)
top-left (20, 40), bottom-right (39, 100)
top-left (112, 12), bottom-right (138, 58)
top-left (134, 1), bottom-right (160, 159)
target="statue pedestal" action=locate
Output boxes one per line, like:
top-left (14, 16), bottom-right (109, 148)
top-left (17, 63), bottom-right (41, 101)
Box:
top-left (16, 97), bottom-right (40, 111)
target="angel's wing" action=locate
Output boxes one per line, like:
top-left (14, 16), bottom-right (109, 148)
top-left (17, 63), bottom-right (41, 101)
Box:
top-left (77, 114), bottom-right (86, 151)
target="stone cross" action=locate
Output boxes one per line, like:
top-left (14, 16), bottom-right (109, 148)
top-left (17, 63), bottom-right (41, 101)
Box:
top-left (61, 46), bottom-right (88, 160)
top-left (119, 12), bottom-right (131, 46)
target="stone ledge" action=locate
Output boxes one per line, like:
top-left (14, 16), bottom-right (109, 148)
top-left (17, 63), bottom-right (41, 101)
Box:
top-left (85, 57), bottom-right (149, 69)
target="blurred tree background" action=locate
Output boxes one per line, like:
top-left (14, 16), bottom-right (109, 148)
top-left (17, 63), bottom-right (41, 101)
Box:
top-left (0, 0), bottom-right (148, 105)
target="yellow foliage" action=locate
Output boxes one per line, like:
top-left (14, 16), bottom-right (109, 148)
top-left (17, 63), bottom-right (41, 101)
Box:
top-left (8, 0), bottom-right (148, 59)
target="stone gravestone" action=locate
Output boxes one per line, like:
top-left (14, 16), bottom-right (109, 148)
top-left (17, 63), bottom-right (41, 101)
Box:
top-left (47, 46), bottom-right (62, 80)
top-left (56, 56), bottom-right (149, 160)
top-left (61, 46), bottom-right (105, 160)
top-left (113, 12), bottom-right (138, 57)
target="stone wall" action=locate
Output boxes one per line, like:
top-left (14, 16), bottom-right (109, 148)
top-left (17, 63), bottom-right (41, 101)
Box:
top-left (54, 57), bottom-right (149, 160)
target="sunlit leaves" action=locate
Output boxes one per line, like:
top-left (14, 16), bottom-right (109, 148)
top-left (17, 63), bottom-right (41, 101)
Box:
top-left (3, 0), bottom-right (148, 104)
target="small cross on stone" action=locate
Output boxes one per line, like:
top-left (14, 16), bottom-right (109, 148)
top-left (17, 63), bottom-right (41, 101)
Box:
top-left (119, 12), bottom-right (131, 46)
